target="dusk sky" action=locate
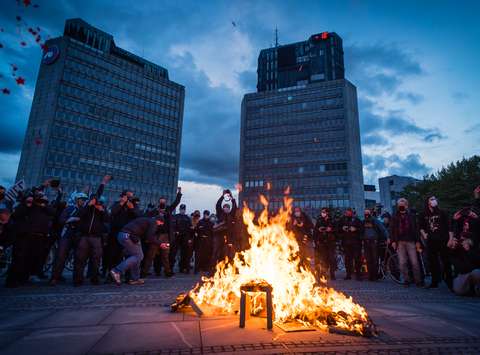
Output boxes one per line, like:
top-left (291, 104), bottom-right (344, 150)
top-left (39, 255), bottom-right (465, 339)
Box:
top-left (1, 0), bottom-right (479, 211)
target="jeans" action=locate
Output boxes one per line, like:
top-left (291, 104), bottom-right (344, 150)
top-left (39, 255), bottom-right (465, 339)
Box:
top-left (397, 241), bottom-right (422, 284)
top-left (115, 232), bottom-right (144, 281)
top-left (452, 269), bottom-right (480, 296)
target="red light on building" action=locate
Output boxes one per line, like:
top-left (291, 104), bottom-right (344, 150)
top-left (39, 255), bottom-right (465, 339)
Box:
top-left (321, 32), bottom-right (329, 40)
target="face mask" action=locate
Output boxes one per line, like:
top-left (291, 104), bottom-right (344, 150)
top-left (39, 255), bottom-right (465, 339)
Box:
top-left (294, 212), bottom-right (301, 217)
top-left (159, 203), bottom-right (166, 209)
top-left (429, 199), bottom-right (438, 208)
top-left (398, 206), bottom-right (406, 212)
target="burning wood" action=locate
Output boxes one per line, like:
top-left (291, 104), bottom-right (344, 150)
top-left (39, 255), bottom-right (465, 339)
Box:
top-left (177, 195), bottom-right (376, 336)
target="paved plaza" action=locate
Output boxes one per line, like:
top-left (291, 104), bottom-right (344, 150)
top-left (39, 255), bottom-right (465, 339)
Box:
top-left (0, 274), bottom-right (479, 354)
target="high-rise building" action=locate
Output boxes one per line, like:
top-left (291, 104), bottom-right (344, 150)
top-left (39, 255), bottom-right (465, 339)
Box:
top-left (239, 32), bottom-right (364, 216)
top-left (379, 175), bottom-right (419, 214)
top-left (16, 18), bottom-right (184, 206)
top-left (257, 32), bottom-right (344, 92)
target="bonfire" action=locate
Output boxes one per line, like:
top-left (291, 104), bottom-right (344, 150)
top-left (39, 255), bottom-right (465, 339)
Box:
top-left (183, 194), bottom-right (375, 336)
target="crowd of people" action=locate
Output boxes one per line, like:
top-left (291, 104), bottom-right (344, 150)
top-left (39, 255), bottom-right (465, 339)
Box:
top-left (0, 177), bottom-right (478, 297)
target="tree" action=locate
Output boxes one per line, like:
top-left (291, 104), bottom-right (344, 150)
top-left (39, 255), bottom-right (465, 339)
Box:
top-left (401, 155), bottom-right (480, 214)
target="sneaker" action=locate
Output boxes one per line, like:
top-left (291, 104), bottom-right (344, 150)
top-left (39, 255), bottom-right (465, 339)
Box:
top-left (110, 269), bottom-right (121, 286)
top-left (128, 279), bottom-right (145, 285)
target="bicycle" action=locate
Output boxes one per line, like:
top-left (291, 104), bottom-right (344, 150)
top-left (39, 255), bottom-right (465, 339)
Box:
top-left (385, 243), bottom-right (431, 285)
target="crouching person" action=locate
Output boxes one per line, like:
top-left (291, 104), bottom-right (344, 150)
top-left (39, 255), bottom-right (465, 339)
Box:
top-left (448, 206), bottom-right (480, 296)
top-left (110, 215), bottom-right (163, 285)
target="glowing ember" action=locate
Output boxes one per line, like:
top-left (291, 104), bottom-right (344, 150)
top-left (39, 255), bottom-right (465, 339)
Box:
top-left (190, 194), bottom-right (374, 336)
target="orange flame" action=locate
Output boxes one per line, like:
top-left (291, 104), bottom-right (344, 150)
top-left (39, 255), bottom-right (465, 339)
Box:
top-left (191, 196), bottom-right (370, 334)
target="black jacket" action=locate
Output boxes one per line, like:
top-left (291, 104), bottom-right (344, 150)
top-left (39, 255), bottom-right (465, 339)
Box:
top-left (338, 216), bottom-right (364, 245)
top-left (147, 192), bottom-right (182, 243)
top-left (121, 217), bottom-right (165, 245)
top-left (313, 216), bottom-right (336, 244)
top-left (214, 195), bottom-right (238, 245)
top-left (174, 213), bottom-right (192, 237)
top-left (12, 203), bottom-right (56, 236)
top-left (110, 201), bottom-right (142, 231)
top-left (290, 212), bottom-right (313, 243)
top-left (77, 183), bottom-right (108, 237)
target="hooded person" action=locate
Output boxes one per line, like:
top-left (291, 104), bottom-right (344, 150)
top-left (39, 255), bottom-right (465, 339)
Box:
top-left (418, 195), bottom-right (452, 289)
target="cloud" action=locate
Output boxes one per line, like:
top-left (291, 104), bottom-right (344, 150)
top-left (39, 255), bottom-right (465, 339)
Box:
top-left (452, 91), bottom-right (469, 101)
top-left (169, 26), bottom-right (255, 92)
top-left (0, 152), bottom-right (20, 187)
top-left (396, 91), bottom-right (424, 105)
top-left (169, 52), bottom-right (241, 188)
top-left (464, 123), bottom-right (480, 134)
top-left (346, 43), bottom-right (423, 96)
top-left (359, 98), bottom-right (445, 143)
top-left (363, 153), bottom-right (430, 184)
top-left (362, 133), bottom-right (389, 146)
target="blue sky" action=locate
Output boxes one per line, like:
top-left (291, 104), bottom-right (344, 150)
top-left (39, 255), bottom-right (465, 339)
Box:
top-left (0, 0), bottom-right (479, 211)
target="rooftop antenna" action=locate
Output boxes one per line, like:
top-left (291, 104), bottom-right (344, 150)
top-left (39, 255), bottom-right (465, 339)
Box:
top-left (275, 26), bottom-right (279, 47)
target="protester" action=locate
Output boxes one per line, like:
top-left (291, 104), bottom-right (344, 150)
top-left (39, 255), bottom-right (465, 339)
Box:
top-left (104, 190), bottom-right (141, 278)
top-left (418, 196), bottom-right (452, 289)
top-left (212, 190), bottom-right (237, 265)
top-left (338, 208), bottom-right (363, 280)
top-left (448, 186), bottom-right (480, 296)
top-left (390, 198), bottom-right (423, 287)
top-left (194, 210), bottom-right (213, 274)
top-left (112, 215), bottom-right (165, 285)
top-left (146, 187), bottom-right (182, 276)
top-left (313, 208), bottom-right (337, 281)
top-left (172, 204), bottom-right (193, 273)
top-left (362, 208), bottom-right (388, 281)
top-left (0, 209), bottom-right (13, 257)
top-left (49, 192), bottom-right (88, 285)
top-left (73, 176), bottom-right (111, 286)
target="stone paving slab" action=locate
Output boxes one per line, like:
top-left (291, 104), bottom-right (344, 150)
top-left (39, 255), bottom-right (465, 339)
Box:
top-left (1, 326), bottom-right (110, 355)
top-left (31, 308), bottom-right (115, 329)
top-left (89, 321), bottom-right (201, 354)
top-left (100, 306), bottom-right (183, 325)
